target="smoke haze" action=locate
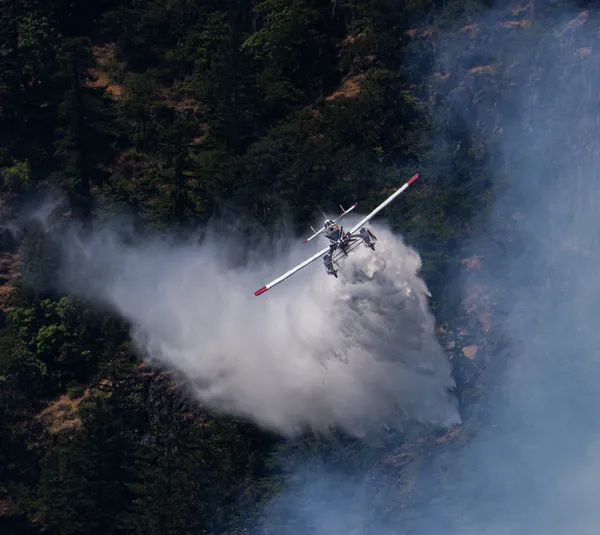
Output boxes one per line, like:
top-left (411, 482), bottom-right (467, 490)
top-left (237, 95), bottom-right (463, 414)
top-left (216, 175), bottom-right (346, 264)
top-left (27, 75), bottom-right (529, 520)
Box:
top-left (256, 1), bottom-right (600, 533)
top-left (56, 213), bottom-right (459, 437)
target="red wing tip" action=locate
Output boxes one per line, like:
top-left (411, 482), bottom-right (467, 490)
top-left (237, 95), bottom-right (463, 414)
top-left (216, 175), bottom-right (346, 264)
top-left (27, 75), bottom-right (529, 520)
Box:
top-left (352, 202), bottom-right (358, 208)
top-left (254, 286), bottom-right (268, 296)
top-left (407, 173), bottom-right (419, 185)
top-left (303, 239), bottom-right (309, 243)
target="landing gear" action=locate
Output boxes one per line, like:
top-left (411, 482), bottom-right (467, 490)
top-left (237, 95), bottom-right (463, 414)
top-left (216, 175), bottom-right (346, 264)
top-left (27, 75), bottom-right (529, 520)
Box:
top-left (323, 250), bottom-right (338, 277)
top-left (359, 227), bottom-right (377, 250)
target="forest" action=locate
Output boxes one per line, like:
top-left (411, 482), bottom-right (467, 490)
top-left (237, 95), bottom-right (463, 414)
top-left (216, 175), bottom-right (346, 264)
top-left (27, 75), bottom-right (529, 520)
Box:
top-left (1, 0), bottom-right (598, 533)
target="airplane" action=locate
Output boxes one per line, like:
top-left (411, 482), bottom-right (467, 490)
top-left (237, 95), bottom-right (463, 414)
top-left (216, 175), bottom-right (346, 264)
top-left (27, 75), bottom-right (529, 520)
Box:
top-left (254, 173), bottom-right (420, 296)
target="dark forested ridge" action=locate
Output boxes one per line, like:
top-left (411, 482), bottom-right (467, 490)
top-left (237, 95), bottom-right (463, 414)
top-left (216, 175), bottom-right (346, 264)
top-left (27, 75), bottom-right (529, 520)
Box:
top-left (0, 0), bottom-right (596, 533)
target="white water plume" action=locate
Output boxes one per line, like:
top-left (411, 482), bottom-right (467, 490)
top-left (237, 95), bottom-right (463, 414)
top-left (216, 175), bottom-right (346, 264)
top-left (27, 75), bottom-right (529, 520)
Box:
top-left (58, 214), bottom-right (459, 436)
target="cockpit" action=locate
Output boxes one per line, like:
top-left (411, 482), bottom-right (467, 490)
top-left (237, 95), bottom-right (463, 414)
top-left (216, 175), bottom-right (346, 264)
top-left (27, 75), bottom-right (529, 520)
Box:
top-left (324, 221), bottom-right (342, 242)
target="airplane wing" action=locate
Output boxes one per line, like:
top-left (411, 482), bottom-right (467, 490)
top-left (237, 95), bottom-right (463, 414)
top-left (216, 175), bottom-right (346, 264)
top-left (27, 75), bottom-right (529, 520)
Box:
top-left (349, 173), bottom-right (419, 235)
top-left (304, 202), bottom-right (358, 243)
top-left (303, 227), bottom-right (326, 243)
top-left (254, 244), bottom-right (331, 296)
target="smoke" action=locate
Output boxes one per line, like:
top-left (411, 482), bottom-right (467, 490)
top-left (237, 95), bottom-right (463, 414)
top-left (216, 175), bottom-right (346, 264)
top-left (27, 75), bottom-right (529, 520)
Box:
top-left (400, 4), bottom-right (600, 533)
top-left (256, 1), bottom-right (600, 533)
top-left (56, 212), bottom-right (459, 437)
top-left (0, 192), bottom-right (64, 249)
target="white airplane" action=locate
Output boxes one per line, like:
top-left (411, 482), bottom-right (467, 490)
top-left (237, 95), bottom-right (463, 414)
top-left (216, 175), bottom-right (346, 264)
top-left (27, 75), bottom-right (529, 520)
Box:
top-left (254, 173), bottom-right (420, 296)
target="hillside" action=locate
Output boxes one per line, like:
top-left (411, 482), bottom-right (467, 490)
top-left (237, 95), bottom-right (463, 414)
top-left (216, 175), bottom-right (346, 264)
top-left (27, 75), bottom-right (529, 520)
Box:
top-left (1, 0), bottom-right (597, 533)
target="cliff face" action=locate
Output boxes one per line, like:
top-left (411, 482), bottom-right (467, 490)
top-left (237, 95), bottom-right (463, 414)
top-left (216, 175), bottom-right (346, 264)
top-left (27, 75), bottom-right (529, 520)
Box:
top-left (0, 249), bottom-right (19, 318)
top-left (0, 194), bottom-right (21, 327)
top-left (415, 1), bottom-right (600, 396)
top-left (4, 1), bottom-right (600, 532)
top-left (6, 0), bottom-right (593, 442)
